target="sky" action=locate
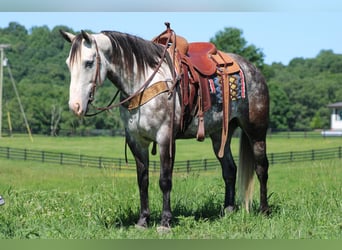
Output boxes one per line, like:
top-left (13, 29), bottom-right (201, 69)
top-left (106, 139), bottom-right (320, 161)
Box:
top-left (0, 1), bottom-right (341, 65)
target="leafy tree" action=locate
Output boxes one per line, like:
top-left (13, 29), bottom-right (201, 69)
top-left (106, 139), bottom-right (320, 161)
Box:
top-left (210, 27), bottom-right (265, 69)
top-left (268, 83), bottom-right (291, 130)
top-left (1, 22), bottom-right (342, 134)
top-left (268, 51), bottom-right (342, 130)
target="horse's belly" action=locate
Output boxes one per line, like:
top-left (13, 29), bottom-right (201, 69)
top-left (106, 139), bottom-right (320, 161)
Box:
top-left (177, 109), bottom-right (223, 139)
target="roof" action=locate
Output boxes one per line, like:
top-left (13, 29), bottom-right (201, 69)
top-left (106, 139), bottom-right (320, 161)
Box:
top-left (327, 102), bottom-right (342, 108)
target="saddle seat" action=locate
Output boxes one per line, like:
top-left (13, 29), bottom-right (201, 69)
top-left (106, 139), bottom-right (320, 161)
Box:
top-left (152, 30), bottom-right (240, 76)
top-left (188, 42), bottom-right (240, 76)
top-left (187, 42), bottom-right (217, 76)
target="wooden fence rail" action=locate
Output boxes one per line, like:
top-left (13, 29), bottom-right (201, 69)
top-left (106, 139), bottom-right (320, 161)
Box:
top-left (0, 146), bottom-right (341, 173)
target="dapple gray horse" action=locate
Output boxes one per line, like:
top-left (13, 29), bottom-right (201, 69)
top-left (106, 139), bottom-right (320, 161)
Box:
top-left (60, 28), bottom-right (270, 229)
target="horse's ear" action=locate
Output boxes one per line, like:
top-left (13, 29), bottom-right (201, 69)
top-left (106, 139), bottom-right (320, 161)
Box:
top-left (81, 30), bottom-right (92, 44)
top-left (60, 30), bottom-right (75, 43)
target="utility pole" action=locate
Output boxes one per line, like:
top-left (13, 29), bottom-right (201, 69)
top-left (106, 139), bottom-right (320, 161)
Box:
top-left (0, 44), bottom-right (11, 138)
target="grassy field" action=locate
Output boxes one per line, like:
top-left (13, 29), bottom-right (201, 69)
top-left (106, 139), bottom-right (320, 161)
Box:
top-left (0, 134), bottom-right (341, 239)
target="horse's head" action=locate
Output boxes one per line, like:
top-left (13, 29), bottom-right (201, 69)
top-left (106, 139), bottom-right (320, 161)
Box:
top-left (60, 30), bottom-right (110, 117)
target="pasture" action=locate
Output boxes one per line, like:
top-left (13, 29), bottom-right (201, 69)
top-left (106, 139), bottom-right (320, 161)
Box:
top-left (0, 134), bottom-right (341, 239)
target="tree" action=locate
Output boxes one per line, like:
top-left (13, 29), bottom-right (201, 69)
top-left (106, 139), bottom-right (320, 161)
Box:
top-left (2, 22), bottom-right (342, 134)
top-left (210, 27), bottom-right (265, 69)
top-left (50, 104), bottom-right (62, 136)
top-left (267, 50), bottom-right (342, 130)
top-left (268, 83), bottom-right (291, 129)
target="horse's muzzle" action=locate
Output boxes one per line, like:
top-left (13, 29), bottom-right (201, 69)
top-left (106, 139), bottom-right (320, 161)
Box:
top-left (69, 101), bottom-right (85, 117)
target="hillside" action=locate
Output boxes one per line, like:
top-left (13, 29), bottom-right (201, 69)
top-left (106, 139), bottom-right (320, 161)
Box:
top-left (1, 22), bottom-right (341, 135)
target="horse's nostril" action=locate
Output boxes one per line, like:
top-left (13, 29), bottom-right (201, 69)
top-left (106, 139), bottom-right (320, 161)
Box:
top-left (74, 103), bottom-right (82, 115)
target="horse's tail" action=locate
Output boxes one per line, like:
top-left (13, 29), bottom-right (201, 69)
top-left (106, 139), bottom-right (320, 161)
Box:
top-left (238, 130), bottom-right (255, 212)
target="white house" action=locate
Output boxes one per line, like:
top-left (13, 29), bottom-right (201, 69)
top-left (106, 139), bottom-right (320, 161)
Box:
top-left (322, 102), bottom-right (342, 136)
top-left (328, 102), bottom-right (342, 130)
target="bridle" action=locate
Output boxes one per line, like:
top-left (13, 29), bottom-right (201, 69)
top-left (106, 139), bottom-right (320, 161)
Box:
top-left (85, 37), bottom-right (116, 117)
top-left (88, 38), bottom-right (102, 104)
top-left (85, 31), bottom-right (174, 117)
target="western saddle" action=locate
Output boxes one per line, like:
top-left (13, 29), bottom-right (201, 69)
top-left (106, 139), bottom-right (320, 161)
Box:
top-left (152, 23), bottom-right (241, 158)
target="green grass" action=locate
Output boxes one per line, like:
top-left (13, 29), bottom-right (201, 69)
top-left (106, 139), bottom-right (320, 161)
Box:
top-left (0, 134), bottom-right (341, 238)
top-left (0, 159), bottom-right (341, 239)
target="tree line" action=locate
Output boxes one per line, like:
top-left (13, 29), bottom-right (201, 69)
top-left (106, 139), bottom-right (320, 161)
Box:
top-left (0, 22), bottom-right (341, 135)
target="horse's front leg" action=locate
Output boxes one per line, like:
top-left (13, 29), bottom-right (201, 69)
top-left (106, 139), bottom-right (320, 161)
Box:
top-left (136, 153), bottom-right (150, 228)
top-left (126, 133), bottom-right (150, 228)
top-left (158, 141), bottom-right (175, 228)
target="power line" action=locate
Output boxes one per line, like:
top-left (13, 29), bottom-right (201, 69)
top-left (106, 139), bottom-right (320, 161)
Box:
top-left (6, 61), bottom-right (33, 142)
top-left (0, 45), bottom-right (33, 141)
top-left (0, 44), bottom-right (11, 138)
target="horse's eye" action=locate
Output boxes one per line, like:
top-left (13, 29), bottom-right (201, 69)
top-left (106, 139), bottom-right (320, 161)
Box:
top-left (85, 60), bottom-right (94, 68)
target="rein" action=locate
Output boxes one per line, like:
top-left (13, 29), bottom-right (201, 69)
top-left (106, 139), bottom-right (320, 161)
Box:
top-left (85, 31), bottom-right (174, 117)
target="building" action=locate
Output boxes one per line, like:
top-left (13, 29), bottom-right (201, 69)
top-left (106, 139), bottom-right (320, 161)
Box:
top-left (328, 102), bottom-right (342, 130)
top-left (321, 102), bottom-right (342, 136)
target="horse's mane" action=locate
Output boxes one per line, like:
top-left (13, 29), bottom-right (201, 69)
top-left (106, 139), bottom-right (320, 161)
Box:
top-left (102, 31), bottom-right (168, 79)
top-left (69, 34), bottom-right (83, 66)
top-left (69, 31), bottom-right (168, 80)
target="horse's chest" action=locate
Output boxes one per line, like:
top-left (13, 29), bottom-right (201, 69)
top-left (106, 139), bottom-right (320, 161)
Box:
top-left (121, 107), bottom-right (169, 136)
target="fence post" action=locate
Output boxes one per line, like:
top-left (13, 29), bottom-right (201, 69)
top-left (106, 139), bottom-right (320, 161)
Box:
top-left (24, 149), bottom-right (27, 161)
top-left (60, 153), bottom-right (63, 165)
top-left (187, 160), bottom-right (190, 173)
top-left (42, 151), bottom-right (45, 162)
top-left (98, 157), bottom-right (102, 168)
top-left (6, 147), bottom-right (10, 159)
top-left (339, 147), bottom-right (341, 159)
top-left (270, 153), bottom-right (274, 165)
top-left (311, 150), bottom-right (315, 161)
top-left (204, 159), bottom-right (207, 171)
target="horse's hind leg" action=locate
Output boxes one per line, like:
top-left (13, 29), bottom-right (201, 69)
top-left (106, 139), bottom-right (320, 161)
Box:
top-left (210, 124), bottom-right (238, 213)
top-left (252, 139), bottom-right (270, 214)
top-left (239, 129), bottom-right (270, 214)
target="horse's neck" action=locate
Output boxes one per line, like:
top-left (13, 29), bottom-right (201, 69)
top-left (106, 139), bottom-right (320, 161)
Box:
top-left (109, 61), bottom-right (172, 96)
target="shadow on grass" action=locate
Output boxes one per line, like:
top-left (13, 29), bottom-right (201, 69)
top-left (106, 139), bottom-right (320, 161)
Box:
top-left (104, 201), bottom-right (280, 229)
top-left (99, 191), bottom-right (281, 229)
top-left (97, 199), bottom-right (223, 229)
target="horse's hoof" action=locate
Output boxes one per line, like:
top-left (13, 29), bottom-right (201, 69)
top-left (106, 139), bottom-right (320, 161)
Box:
top-left (224, 205), bottom-right (236, 214)
top-left (157, 226), bottom-right (171, 234)
top-left (260, 206), bottom-right (271, 216)
top-left (136, 217), bottom-right (148, 229)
